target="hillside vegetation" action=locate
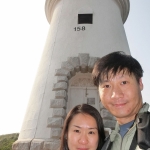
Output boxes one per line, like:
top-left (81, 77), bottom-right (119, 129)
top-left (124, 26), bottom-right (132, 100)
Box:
top-left (0, 133), bottom-right (19, 150)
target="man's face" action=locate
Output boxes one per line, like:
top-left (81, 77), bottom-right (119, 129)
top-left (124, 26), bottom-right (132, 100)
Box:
top-left (98, 71), bottom-right (143, 124)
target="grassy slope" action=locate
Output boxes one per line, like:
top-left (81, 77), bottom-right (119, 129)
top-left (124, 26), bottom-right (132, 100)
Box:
top-left (0, 133), bottom-right (19, 150)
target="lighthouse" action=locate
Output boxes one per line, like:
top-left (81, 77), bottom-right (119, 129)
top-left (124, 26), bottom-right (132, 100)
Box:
top-left (13, 0), bottom-right (130, 149)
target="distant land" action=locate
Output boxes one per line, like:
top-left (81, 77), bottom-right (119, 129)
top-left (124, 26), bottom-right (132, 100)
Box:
top-left (0, 133), bottom-right (19, 150)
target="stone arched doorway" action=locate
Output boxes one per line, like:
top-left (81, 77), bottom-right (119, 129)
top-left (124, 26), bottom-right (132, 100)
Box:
top-left (67, 72), bottom-right (100, 113)
top-left (47, 53), bottom-right (116, 148)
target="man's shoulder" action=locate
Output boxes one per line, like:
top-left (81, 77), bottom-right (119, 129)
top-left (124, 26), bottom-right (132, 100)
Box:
top-left (138, 102), bottom-right (149, 113)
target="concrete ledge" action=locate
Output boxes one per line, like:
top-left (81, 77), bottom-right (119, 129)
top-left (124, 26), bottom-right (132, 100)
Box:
top-left (50, 99), bottom-right (66, 108)
top-left (88, 57), bottom-right (99, 72)
top-left (12, 139), bottom-right (32, 150)
top-left (61, 61), bottom-right (74, 72)
top-left (79, 53), bottom-right (89, 73)
top-left (43, 140), bottom-right (60, 150)
top-left (68, 57), bottom-right (80, 72)
top-left (52, 108), bottom-right (66, 117)
top-left (12, 139), bottom-right (60, 150)
top-left (47, 117), bottom-right (64, 128)
top-left (57, 76), bottom-right (68, 82)
top-left (55, 90), bottom-right (67, 99)
top-left (50, 128), bottom-right (62, 139)
top-left (30, 139), bottom-right (44, 150)
top-left (55, 69), bottom-right (70, 77)
top-left (52, 82), bottom-right (67, 91)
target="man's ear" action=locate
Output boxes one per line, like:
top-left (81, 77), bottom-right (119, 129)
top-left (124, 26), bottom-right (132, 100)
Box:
top-left (139, 78), bottom-right (143, 91)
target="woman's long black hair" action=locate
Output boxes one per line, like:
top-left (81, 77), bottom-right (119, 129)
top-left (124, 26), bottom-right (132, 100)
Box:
top-left (59, 104), bottom-right (106, 150)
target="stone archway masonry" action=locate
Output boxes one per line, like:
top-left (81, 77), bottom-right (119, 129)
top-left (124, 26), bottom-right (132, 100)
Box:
top-left (12, 53), bottom-right (116, 150)
top-left (48, 53), bottom-right (116, 135)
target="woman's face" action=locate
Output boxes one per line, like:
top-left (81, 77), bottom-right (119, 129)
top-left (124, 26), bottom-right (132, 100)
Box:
top-left (67, 113), bottom-right (99, 150)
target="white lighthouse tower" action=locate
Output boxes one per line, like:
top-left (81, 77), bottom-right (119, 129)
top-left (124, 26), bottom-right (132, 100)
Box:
top-left (13, 0), bottom-right (130, 149)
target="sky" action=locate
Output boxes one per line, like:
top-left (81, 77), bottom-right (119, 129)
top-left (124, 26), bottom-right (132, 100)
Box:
top-left (0, 0), bottom-right (150, 135)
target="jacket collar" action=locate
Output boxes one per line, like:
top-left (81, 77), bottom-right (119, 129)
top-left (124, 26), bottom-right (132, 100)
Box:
top-left (110, 103), bottom-right (149, 142)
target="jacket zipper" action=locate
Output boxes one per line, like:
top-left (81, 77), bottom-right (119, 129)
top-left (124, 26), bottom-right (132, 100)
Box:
top-left (119, 123), bottom-right (136, 150)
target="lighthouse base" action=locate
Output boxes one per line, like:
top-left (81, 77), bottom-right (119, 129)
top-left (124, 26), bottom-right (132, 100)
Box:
top-left (12, 139), bottom-right (60, 150)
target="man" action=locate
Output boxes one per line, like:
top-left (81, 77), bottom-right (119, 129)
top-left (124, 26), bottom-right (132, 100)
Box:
top-left (92, 51), bottom-right (150, 150)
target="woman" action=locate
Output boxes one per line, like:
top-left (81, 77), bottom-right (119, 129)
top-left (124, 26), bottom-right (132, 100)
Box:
top-left (59, 104), bottom-right (105, 150)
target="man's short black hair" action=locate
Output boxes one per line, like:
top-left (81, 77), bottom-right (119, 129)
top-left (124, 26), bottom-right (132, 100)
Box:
top-left (92, 51), bottom-right (144, 87)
